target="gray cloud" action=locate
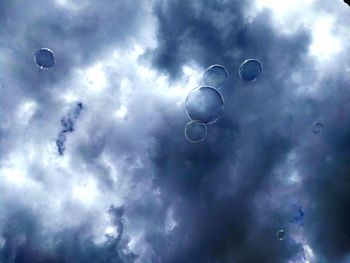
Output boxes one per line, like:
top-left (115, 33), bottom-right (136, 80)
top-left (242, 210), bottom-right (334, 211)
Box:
top-left (146, 0), bottom-right (313, 262)
top-left (1, 0), bottom-right (350, 262)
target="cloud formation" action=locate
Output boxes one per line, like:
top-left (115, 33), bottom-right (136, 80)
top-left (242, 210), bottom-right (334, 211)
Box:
top-left (0, 0), bottom-right (350, 262)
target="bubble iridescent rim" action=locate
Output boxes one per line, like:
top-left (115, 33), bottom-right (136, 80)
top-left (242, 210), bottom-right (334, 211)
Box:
top-left (203, 64), bottom-right (229, 89)
top-left (185, 85), bottom-right (225, 125)
top-left (184, 121), bottom-right (208, 143)
top-left (238, 59), bottom-right (263, 81)
top-left (34, 48), bottom-right (56, 70)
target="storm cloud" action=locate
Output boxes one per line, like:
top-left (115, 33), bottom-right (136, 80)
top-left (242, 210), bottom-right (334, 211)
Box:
top-left (1, 0), bottom-right (350, 262)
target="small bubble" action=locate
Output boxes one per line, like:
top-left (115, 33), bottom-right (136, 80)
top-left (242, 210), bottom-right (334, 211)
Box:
top-left (184, 121), bottom-right (207, 143)
top-left (276, 229), bottom-right (286, 241)
top-left (312, 122), bottom-right (324, 134)
top-left (239, 59), bottom-right (262, 81)
top-left (203, 64), bottom-right (229, 89)
top-left (34, 48), bottom-right (55, 69)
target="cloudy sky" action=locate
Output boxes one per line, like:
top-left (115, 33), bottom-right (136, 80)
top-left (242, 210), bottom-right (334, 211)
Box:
top-left (1, 0), bottom-right (350, 262)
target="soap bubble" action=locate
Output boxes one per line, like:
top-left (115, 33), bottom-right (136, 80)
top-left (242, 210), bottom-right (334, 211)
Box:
top-left (203, 64), bottom-right (229, 89)
top-left (184, 121), bottom-right (207, 143)
top-left (312, 122), bottom-right (324, 134)
top-left (276, 229), bottom-right (286, 241)
top-left (239, 59), bottom-right (262, 81)
top-left (186, 86), bottom-right (224, 124)
top-left (34, 48), bottom-right (55, 69)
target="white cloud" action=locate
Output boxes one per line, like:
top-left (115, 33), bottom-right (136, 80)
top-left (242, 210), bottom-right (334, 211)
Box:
top-left (309, 16), bottom-right (342, 61)
top-left (254, 0), bottom-right (343, 62)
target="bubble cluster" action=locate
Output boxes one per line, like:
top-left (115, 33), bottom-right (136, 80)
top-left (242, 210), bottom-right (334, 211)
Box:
top-left (312, 122), bottom-right (324, 134)
top-left (186, 85), bottom-right (224, 125)
top-left (34, 48), bottom-right (55, 69)
top-left (276, 229), bottom-right (286, 241)
top-left (239, 59), bottom-right (262, 81)
top-left (184, 121), bottom-right (207, 143)
top-left (203, 64), bottom-right (229, 89)
top-left (184, 63), bottom-right (231, 142)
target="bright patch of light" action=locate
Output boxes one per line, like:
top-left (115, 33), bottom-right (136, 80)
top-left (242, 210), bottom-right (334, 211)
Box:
top-left (130, 44), bottom-right (146, 59)
top-left (165, 207), bottom-right (177, 233)
top-left (256, 0), bottom-right (300, 17)
top-left (1, 166), bottom-right (27, 186)
top-left (114, 106), bottom-right (128, 120)
top-left (136, 63), bottom-right (201, 102)
top-left (17, 101), bottom-right (37, 125)
top-left (113, 44), bottom-right (145, 61)
top-left (0, 143), bottom-right (63, 189)
top-left (303, 244), bottom-right (315, 262)
top-left (0, 153), bottom-right (34, 187)
top-left (182, 65), bottom-right (197, 76)
top-left (99, 153), bottom-right (120, 184)
top-left (119, 78), bottom-right (133, 101)
top-left (288, 171), bottom-right (301, 184)
top-left (104, 226), bottom-right (118, 237)
top-left (61, 91), bottom-right (79, 104)
top-left (310, 17), bottom-right (342, 61)
top-left (166, 64), bottom-right (202, 103)
top-left (112, 79), bottom-right (132, 121)
top-left (54, 0), bottom-right (86, 11)
top-left (255, 0), bottom-right (315, 18)
top-left (85, 63), bottom-right (108, 92)
top-left (255, 0), bottom-right (342, 61)
top-left (255, 0), bottom-right (315, 28)
top-left (73, 177), bottom-right (99, 206)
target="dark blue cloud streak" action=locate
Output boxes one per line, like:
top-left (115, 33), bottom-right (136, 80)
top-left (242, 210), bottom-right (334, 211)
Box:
top-left (56, 102), bottom-right (83, 155)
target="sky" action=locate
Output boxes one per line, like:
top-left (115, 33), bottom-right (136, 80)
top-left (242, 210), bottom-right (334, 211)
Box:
top-left (0, 0), bottom-right (350, 262)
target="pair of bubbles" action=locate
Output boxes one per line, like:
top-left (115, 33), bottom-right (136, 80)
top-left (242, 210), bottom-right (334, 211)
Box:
top-left (184, 59), bottom-right (263, 143)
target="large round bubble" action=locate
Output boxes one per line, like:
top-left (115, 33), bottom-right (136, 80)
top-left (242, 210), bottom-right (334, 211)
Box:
top-left (239, 59), bottom-right (262, 81)
top-left (34, 48), bottom-right (55, 69)
top-left (185, 86), bottom-right (224, 124)
top-left (203, 64), bottom-right (229, 89)
top-left (184, 121), bottom-right (207, 143)
top-left (312, 122), bottom-right (324, 134)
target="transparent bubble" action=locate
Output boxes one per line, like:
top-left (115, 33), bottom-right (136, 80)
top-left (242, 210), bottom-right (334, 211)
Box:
top-left (276, 229), bottom-right (286, 241)
top-left (203, 64), bottom-right (229, 89)
top-left (239, 59), bottom-right (262, 81)
top-left (34, 48), bottom-right (55, 69)
top-left (186, 86), bottom-right (224, 124)
top-left (312, 122), bottom-right (324, 134)
top-left (184, 121), bottom-right (207, 143)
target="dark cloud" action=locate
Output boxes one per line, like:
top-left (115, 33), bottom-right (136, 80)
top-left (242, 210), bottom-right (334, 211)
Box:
top-left (1, 0), bottom-right (350, 262)
top-left (299, 93), bottom-right (350, 261)
top-left (0, 206), bottom-right (136, 263)
top-left (146, 0), bottom-right (347, 262)
top-left (56, 102), bottom-right (83, 155)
